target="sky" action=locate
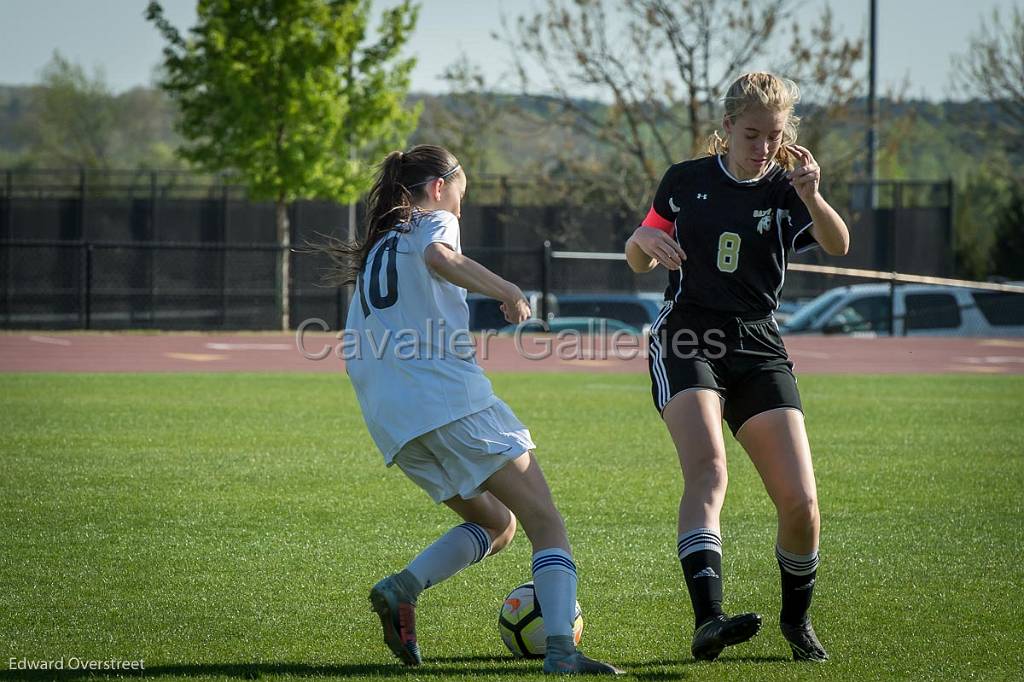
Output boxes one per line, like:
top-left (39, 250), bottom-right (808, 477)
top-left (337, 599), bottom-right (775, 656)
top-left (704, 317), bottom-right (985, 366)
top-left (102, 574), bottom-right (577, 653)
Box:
top-left (0, 0), bottom-right (1018, 101)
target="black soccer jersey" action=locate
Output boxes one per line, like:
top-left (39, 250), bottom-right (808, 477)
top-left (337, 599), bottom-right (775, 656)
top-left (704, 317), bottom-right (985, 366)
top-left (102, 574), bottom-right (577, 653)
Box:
top-left (642, 155), bottom-right (817, 315)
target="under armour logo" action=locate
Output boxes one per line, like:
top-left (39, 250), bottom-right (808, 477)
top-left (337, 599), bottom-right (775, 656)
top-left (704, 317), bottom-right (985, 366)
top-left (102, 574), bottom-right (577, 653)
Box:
top-left (692, 567), bottom-right (720, 579)
top-left (668, 197), bottom-right (681, 213)
top-left (696, 193), bottom-right (708, 200)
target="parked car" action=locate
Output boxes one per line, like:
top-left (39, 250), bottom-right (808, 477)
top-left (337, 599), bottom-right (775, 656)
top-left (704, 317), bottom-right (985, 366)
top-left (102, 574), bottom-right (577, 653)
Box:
top-left (780, 283), bottom-right (1024, 336)
top-left (774, 299), bottom-right (807, 326)
top-left (498, 317), bottom-right (642, 335)
top-left (467, 291), bottom-right (558, 331)
top-left (554, 293), bottom-right (665, 333)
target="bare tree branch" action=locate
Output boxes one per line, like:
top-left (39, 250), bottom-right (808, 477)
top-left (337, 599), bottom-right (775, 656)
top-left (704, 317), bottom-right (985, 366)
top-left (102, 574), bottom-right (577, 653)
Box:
top-left (488, 0), bottom-right (864, 218)
top-left (952, 7), bottom-right (1024, 150)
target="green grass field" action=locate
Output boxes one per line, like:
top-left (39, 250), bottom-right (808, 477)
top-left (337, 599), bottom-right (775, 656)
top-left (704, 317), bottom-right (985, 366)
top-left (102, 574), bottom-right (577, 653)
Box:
top-left (1, 373), bottom-right (1023, 681)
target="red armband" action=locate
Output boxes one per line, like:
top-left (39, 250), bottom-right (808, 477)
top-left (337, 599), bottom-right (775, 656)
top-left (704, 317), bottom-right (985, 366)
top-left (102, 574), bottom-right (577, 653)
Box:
top-left (641, 206), bottom-right (674, 235)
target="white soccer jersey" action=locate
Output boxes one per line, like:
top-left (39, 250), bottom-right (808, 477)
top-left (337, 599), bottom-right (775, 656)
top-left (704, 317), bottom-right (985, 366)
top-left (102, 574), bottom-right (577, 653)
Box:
top-left (344, 209), bottom-right (497, 463)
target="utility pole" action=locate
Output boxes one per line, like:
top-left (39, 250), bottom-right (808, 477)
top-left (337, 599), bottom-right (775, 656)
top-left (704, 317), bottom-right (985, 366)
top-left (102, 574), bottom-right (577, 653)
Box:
top-left (867, 0), bottom-right (878, 191)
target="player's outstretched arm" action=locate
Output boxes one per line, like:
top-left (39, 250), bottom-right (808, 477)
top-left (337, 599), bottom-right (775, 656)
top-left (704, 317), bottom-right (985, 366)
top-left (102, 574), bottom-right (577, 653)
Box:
top-left (424, 243), bottom-right (531, 323)
top-left (625, 226), bottom-right (687, 273)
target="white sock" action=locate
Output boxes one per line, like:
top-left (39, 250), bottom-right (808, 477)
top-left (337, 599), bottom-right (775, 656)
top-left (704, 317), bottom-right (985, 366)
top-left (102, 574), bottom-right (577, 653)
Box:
top-left (531, 548), bottom-right (577, 639)
top-left (405, 522), bottom-right (491, 592)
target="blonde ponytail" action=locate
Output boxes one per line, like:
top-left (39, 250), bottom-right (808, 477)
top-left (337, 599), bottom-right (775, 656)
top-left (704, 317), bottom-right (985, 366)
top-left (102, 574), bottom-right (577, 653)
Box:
top-left (707, 72), bottom-right (802, 171)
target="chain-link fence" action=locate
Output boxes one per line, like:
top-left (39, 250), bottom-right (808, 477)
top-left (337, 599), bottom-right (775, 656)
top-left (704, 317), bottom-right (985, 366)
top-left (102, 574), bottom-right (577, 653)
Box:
top-left (3, 169), bottom-right (977, 332)
top-left (4, 237), bottom-right (1022, 335)
top-left (1, 240), bottom-right (285, 329)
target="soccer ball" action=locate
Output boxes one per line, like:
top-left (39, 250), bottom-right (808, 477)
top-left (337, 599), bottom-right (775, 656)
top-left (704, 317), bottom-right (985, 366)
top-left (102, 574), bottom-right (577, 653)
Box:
top-left (498, 581), bottom-right (583, 658)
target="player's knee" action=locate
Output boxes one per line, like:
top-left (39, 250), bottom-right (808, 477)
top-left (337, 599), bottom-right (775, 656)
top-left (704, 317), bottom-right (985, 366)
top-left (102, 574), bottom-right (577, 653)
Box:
top-left (778, 492), bottom-right (818, 529)
top-left (487, 513), bottom-right (518, 555)
top-left (527, 503), bottom-right (566, 537)
top-left (515, 502), bottom-right (568, 548)
top-left (684, 454), bottom-right (729, 498)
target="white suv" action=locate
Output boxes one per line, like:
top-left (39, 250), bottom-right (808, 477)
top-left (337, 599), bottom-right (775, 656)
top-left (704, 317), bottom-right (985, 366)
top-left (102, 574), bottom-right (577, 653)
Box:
top-left (780, 283), bottom-right (1024, 337)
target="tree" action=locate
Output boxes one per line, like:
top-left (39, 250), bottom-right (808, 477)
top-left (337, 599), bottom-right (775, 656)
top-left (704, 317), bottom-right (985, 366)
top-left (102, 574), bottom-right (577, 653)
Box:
top-left (113, 86), bottom-right (187, 170)
top-left (950, 7), bottom-right (1024, 277)
top-left (146, 0), bottom-right (420, 330)
top-left (28, 52), bottom-right (116, 169)
top-left (413, 57), bottom-right (503, 175)
top-left (954, 159), bottom-right (1014, 278)
top-left (952, 6), bottom-right (1024, 155)
top-left (991, 185), bottom-right (1024, 280)
top-left (493, 0), bottom-right (863, 222)
top-left (24, 53), bottom-right (193, 171)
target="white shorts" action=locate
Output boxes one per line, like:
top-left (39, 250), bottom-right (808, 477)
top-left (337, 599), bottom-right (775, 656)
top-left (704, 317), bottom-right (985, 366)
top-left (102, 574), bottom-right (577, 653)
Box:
top-left (393, 400), bottom-right (536, 504)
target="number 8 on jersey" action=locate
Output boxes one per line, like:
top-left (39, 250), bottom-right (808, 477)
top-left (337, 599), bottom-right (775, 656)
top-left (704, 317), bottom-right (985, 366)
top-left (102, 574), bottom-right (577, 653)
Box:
top-left (717, 231), bottom-right (741, 273)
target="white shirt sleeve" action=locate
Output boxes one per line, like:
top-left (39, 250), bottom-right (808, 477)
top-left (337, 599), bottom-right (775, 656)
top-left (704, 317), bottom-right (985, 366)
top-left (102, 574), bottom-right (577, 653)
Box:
top-left (416, 210), bottom-right (461, 255)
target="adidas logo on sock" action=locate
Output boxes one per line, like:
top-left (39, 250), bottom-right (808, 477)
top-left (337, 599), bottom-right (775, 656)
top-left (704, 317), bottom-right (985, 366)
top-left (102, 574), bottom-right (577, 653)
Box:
top-left (692, 567), bottom-right (720, 579)
top-left (795, 578), bottom-right (816, 591)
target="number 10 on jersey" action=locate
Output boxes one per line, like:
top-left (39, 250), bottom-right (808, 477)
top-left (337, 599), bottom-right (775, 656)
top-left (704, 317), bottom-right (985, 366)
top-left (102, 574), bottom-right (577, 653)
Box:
top-left (717, 231), bottom-right (741, 273)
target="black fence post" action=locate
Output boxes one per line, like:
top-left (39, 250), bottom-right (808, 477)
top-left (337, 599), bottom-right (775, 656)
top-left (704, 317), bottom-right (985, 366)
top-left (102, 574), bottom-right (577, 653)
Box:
top-left (78, 169), bottom-right (87, 240)
top-left (3, 170), bottom-right (11, 234)
top-left (78, 241), bottom-right (85, 328)
top-left (146, 172), bottom-right (158, 326)
top-left (288, 202), bottom-right (297, 330)
top-left (892, 181), bottom-right (902, 269)
top-left (80, 242), bottom-right (93, 330)
top-left (149, 171), bottom-right (158, 235)
top-left (946, 177), bottom-right (956, 276)
top-left (3, 171), bottom-right (11, 326)
top-left (275, 240), bottom-right (283, 331)
top-left (1, 241), bottom-right (8, 327)
top-left (892, 182), bottom-right (902, 336)
top-left (219, 184), bottom-right (229, 327)
top-left (541, 240), bottom-right (552, 321)
top-left (888, 276), bottom-right (896, 337)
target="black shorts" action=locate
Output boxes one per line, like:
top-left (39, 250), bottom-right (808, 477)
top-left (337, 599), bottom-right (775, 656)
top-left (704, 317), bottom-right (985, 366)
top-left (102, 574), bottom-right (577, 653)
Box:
top-left (648, 302), bottom-right (802, 435)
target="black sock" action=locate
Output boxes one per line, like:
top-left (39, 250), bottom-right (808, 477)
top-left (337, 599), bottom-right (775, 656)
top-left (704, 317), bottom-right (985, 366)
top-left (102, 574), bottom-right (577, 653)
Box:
top-left (776, 545), bottom-right (819, 625)
top-left (678, 528), bottom-right (724, 628)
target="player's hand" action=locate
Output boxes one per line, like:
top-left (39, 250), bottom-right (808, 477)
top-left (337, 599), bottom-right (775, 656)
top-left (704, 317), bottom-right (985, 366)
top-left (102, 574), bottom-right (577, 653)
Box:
top-left (787, 144), bottom-right (821, 204)
top-left (501, 291), bottom-right (532, 324)
top-left (628, 226), bottom-right (687, 271)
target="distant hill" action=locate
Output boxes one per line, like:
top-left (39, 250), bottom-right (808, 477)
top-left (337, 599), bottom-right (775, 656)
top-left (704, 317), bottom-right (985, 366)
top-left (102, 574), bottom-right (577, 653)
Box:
top-left (2, 82), bottom-right (1017, 179)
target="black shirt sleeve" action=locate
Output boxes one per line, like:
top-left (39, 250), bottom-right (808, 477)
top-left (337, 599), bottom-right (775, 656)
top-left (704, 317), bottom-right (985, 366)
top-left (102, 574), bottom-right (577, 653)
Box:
top-left (782, 185), bottom-right (817, 254)
top-left (651, 164), bottom-right (685, 224)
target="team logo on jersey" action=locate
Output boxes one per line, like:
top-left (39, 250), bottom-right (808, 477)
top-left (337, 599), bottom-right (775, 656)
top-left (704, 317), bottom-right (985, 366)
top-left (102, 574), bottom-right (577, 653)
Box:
top-left (754, 208), bottom-right (773, 234)
top-left (775, 208), bottom-right (792, 233)
top-left (668, 197), bottom-right (681, 213)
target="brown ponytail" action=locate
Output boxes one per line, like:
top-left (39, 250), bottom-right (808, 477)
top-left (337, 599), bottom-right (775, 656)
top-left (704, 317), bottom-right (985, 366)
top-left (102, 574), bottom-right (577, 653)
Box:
top-left (311, 145), bottom-right (460, 287)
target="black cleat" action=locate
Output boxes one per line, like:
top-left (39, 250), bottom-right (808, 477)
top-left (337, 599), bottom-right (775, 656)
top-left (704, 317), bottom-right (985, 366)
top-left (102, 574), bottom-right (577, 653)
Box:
top-left (369, 576), bottom-right (422, 666)
top-left (780, 618), bottom-right (829, 662)
top-left (691, 612), bottom-right (763, 661)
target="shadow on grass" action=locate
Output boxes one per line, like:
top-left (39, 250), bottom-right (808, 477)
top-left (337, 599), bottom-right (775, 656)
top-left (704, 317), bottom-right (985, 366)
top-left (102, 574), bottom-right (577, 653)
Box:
top-left (0, 656), bottom-right (532, 680)
top-left (0, 654), bottom-right (795, 680)
top-left (625, 654), bottom-right (791, 680)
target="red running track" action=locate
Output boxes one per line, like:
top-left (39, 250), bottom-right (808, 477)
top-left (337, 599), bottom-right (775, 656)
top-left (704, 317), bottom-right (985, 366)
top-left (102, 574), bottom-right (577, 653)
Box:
top-left (2, 332), bottom-right (1023, 375)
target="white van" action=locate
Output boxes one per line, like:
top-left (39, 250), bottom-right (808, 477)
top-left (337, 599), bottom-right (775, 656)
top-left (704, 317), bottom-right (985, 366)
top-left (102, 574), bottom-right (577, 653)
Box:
top-left (780, 283), bottom-right (1024, 337)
